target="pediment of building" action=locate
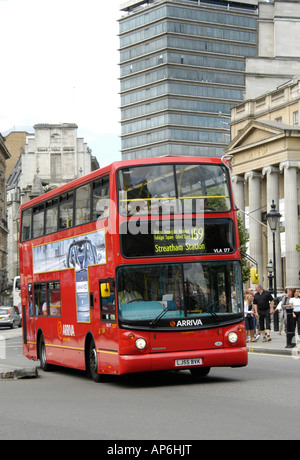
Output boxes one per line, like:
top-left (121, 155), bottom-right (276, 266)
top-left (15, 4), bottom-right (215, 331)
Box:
top-left (227, 120), bottom-right (286, 152)
top-left (227, 120), bottom-right (300, 175)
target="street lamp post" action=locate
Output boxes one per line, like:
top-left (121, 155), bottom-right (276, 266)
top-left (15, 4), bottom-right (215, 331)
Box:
top-left (266, 260), bottom-right (274, 294)
top-left (266, 200), bottom-right (281, 332)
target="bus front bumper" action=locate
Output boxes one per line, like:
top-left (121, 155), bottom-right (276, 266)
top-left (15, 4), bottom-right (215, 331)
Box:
top-left (118, 347), bottom-right (248, 375)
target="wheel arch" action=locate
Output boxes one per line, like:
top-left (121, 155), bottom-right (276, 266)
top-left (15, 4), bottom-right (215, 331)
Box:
top-left (36, 328), bottom-right (44, 360)
top-left (84, 331), bottom-right (96, 371)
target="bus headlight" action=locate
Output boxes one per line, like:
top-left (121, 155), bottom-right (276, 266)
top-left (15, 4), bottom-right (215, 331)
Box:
top-left (228, 332), bottom-right (238, 344)
top-left (135, 338), bottom-right (147, 350)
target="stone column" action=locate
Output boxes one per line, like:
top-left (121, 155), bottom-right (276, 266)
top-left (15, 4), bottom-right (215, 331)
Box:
top-left (262, 166), bottom-right (282, 291)
top-left (245, 171), bottom-right (263, 283)
top-left (231, 175), bottom-right (245, 223)
top-left (279, 161), bottom-right (300, 287)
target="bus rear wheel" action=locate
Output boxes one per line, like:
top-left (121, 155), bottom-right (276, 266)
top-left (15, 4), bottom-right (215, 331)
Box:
top-left (87, 339), bottom-right (102, 382)
top-left (38, 335), bottom-right (50, 372)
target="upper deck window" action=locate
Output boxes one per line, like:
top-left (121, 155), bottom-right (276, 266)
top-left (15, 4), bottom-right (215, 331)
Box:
top-left (118, 163), bottom-right (231, 216)
top-left (75, 184), bottom-right (91, 226)
top-left (32, 204), bottom-right (45, 239)
top-left (21, 208), bottom-right (32, 241)
top-left (92, 176), bottom-right (110, 220)
top-left (45, 199), bottom-right (58, 235)
top-left (59, 193), bottom-right (74, 230)
top-left (20, 174), bottom-right (110, 242)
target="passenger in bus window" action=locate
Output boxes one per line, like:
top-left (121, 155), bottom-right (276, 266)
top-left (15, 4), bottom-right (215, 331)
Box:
top-left (37, 295), bottom-right (47, 316)
top-left (219, 292), bottom-right (227, 312)
top-left (231, 291), bottom-right (238, 312)
top-left (42, 301), bottom-right (47, 316)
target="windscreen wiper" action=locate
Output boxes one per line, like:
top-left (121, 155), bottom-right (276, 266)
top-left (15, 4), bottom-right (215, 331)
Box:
top-left (150, 296), bottom-right (181, 328)
top-left (187, 295), bottom-right (221, 323)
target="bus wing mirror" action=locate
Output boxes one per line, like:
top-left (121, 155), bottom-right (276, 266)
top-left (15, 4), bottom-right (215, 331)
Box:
top-left (250, 267), bottom-right (259, 284)
top-left (100, 283), bottom-right (111, 298)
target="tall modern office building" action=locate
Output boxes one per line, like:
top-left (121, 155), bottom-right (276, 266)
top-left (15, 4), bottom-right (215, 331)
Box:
top-left (119, 0), bottom-right (258, 160)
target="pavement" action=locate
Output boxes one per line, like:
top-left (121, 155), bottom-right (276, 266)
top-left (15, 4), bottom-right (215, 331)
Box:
top-left (247, 328), bottom-right (300, 357)
top-left (0, 364), bottom-right (38, 380)
top-left (0, 328), bottom-right (38, 381)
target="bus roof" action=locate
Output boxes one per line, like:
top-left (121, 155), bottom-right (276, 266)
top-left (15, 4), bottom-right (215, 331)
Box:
top-left (20, 155), bottom-right (225, 211)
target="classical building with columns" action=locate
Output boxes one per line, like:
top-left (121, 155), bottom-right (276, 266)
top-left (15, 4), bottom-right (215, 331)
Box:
top-left (227, 77), bottom-right (300, 290)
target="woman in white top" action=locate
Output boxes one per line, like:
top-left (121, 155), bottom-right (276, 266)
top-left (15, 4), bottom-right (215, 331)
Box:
top-left (244, 293), bottom-right (256, 342)
top-left (274, 295), bottom-right (285, 335)
top-left (289, 288), bottom-right (300, 336)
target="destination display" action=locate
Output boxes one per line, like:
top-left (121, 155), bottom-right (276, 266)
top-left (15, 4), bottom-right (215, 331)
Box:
top-left (120, 218), bottom-right (235, 258)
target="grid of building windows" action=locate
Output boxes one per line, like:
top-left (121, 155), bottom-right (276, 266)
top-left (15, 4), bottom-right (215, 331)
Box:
top-left (119, 0), bottom-right (258, 160)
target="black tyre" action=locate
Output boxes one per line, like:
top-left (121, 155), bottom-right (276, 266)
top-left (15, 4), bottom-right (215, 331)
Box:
top-left (39, 335), bottom-right (50, 372)
top-left (87, 339), bottom-right (102, 382)
top-left (190, 367), bottom-right (211, 377)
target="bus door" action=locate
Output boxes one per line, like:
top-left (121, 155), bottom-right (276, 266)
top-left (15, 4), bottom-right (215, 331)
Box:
top-left (98, 279), bottom-right (119, 373)
top-left (24, 282), bottom-right (37, 358)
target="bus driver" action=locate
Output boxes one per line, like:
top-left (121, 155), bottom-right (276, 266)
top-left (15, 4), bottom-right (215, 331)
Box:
top-left (118, 279), bottom-right (143, 303)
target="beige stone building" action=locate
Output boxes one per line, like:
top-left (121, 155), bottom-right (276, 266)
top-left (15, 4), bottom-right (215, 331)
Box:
top-left (227, 77), bottom-right (300, 289)
top-left (245, 0), bottom-right (300, 99)
top-left (0, 135), bottom-right (10, 303)
top-left (5, 123), bottom-right (99, 294)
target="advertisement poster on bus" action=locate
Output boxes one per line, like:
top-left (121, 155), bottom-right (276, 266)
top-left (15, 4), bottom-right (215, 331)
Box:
top-left (32, 230), bottom-right (106, 322)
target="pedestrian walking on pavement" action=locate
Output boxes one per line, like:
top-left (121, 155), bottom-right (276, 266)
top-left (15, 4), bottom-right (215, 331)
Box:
top-left (247, 287), bottom-right (260, 339)
top-left (278, 288), bottom-right (291, 334)
top-left (253, 284), bottom-right (274, 342)
top-left (274, 294), bottom-right (285, 335)
top-left (244, 293), bottom-right (257, 342)
top-left (289, 288), bottom-right (300, 343)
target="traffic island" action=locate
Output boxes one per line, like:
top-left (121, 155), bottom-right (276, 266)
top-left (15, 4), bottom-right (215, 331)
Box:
top-left (0, 365), bottom-right (38, 380)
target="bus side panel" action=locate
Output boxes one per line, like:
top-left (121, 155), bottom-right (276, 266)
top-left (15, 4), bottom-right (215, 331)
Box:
top-left (39, 269), bottom-right (86, 369)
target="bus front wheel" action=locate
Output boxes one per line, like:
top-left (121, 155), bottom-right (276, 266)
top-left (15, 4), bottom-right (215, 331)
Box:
top-left (87, 339), bottom-right (102, 382)
top-left (190, 367), bottom-right (210, 377)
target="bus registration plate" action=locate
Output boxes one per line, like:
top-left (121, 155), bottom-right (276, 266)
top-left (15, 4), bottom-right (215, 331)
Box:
top-left (175, 358), bottom-right (203, 367)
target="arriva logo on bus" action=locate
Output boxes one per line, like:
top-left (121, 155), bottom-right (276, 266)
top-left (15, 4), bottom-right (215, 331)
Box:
top-left (170, 319), bottom-right (203, 327)
top-left (57, 321), bottom-right (75, 340)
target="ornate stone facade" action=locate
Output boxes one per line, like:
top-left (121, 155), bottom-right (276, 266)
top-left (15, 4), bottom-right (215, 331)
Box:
top-left (0, 135), bottom-right (10, 303)
top-left (227, 78), bottom-right (300, 289)
top-left (5, 123), bottom-right (99, 295)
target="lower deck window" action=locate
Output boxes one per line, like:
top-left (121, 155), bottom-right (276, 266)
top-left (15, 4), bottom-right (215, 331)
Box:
top-left (33, 281), bottom-right (61, 317)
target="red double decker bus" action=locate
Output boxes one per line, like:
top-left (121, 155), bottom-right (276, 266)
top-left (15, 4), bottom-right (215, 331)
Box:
top-left (19, 156), bottom-right (247, 381)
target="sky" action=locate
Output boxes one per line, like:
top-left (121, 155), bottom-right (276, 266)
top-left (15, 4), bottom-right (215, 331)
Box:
top-left (0, 0), bottom-right (122, 167)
